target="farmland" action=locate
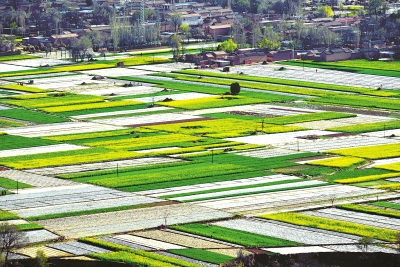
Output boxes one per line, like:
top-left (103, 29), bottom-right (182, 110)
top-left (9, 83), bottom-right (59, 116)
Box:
top-left (1, 54), bottom-right (400, 265)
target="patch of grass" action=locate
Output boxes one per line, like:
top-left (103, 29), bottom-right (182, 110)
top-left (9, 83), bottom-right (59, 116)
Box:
top-left (0, 54), bottom-right (39, 61)
top-left (17, 223), bottom-right (44, 231)
top-left (41, 100), bottom-right (142, 113)
top-left (0, 177), bottom-right (32, 189)
top-left (323, 168), bottom-right (392, 183)
top-left (0, 109), bottom-right (69, 124)
top-left (259, 212), bottom-right (398, 241)
top-left (55, 103), bottom-right (151, 117)
top-left (0, 84), bottom-right (48, 93)
top-left (168, 249), bottom-right (234, 264)
top-left (170, 223), bottom-right (300, 247)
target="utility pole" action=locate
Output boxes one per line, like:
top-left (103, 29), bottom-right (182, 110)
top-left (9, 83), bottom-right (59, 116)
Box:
top-left (139, 0), bottom-right (145, 44)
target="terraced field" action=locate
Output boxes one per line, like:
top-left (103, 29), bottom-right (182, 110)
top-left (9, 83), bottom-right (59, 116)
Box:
top-left (1, 55), bottom-right (400, 266)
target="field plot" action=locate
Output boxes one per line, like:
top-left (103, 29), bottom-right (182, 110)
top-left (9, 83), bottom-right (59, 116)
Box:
top-left (71, 106), bottom-right (173, 119)
top-left (38, 203), bottom-right (233, 238)
top-left (27, 74), bottom-right (109, 90)
top-left (17, 246), bottom-right (73, 258)
top-left (26, 157), bottom-right (182, 175)
top-left (4, 58), bottom-right (74, 67)
top-left (81, 67), bottom-right (154, 77)
top-left (363, 128), bottom-right (400, 139)
top-left (235, 148), bottom-right (300, 158)
top-left (278, 136), bottom-right (399, 153)
top-left (226, 130), bottom-right (337, 146)
top-left (263, 246), bottom-right (334, 254)
top-left (49, 241), bottom-right (110, 256)
top-left (130, 62), bottom-right (192, 72)
top-left (24, 229), bottom-right (59, 244)
top-left (134, 92), bottom-right (213, 103)
top-left (132, 229), bottom-right (237, 250)
top-left (0, 184), bottom-right (162, 218)
top-left (0, 144), bottom-right (87, 158)
top-left (0, 63), bottom-right (34, 73)
top-left (72, 85), bottom-right (162, 97)
top-left (0, 169), bottom-right (77, 187)
top-left (205, 64), bottom-right (400, 89)
top-left (112, 234), bottom-right (185, 250)
top-left (0, 122), bottom-right (125, 137)
top-left (138, 174), bottom-right (299, 197)
top-left (301, 208), bottom-right (400, 230)
top-left (92, 113), bottom-right (204, 127)
top-left (0, 104), bottom-right (10, 110)
top-left (182, 104), bottom-right (318, 116)
top-left (194, 185), bottom-right (383, 214)
top-left (98, 236), bottom-right (153, 251)
top-left (214, 218), bottom-right (360, 245)
top-left (0, 109), bottom-right (69, 124)
top-left (169, 180), bottom-right (327, 202)
top-left (289, 115), bottom-right (395, 130)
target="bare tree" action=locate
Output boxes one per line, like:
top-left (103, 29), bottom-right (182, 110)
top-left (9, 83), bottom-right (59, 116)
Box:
top-left (0, 223), bottom-right (27, 267)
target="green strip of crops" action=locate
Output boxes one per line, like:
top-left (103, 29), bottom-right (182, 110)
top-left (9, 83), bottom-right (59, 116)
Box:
top-left (0, 54), bottom-right (39, 61)
top-left (168, 249), bottom-right (234, 264)
top-left (0, 177), bottom-right (32, 189)
top-left (322, 168), bottom-right (392, 183)
top-left (120, 170), bottom-right (271, 192)
top-left (327, 120), bottom-right (400, 134)
top-left (177, 183), bottom-right (329, 203)
top-left (84, 163), bottom-right (253, 188)
top-left (0, 118), bottom-right (25, 127)
top-left (0, 109), bottom-right (69, 124)
top-left (17, 223), bottom-right (44, 231)
top-left (259, 212), bottom-right (398, 241)
top-left (0, 211), bottom-right (19, 221)
top-left (170, 223), bottom-right (300, 247)
top-left (279, 60), bottom-right (400, 78)
top-left (308, 94), bottom-right (400, 111)
top-left (0, 134), bottom-right (59, 150)
top-left (162, 178), bottom-right (303, 199)
top-left (371, 201), bottom-right (400, 211)
top-left (338, 203), bottom-right (400, 219)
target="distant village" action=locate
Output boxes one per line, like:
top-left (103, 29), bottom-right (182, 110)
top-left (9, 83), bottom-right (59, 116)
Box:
top-left (0, 0), bottom-right (399, 65)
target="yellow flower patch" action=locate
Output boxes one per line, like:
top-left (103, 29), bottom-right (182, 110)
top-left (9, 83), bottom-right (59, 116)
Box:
top-left (157, 96), bottom-right (269, 110)
top-left (335, 172), bottom-right (400, 184)
top-left (145, 118), bottom-right (304, 138)
top-left (327, 143), bottom-right (400, 159)
top-left (307, 156), bottom-right (365, 168)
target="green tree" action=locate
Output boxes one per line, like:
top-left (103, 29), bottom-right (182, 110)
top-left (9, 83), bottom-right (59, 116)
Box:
top-left (315, 6), bottom-right (334, 18)
top-left (179, 23), bottom-right (191, 43)
top-left (219, 39), bottom-right (237, 53)
top-left (230, 82), bottom-right (241, 95)
top-left (258, 37), bottom-right (280, 50)
top-left (357, 236), bottom-right (373, 252)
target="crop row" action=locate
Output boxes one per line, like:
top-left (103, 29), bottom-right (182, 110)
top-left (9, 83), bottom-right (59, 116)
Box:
top-left (145, 118), bottom-right (304, 138)
top-left (338, 203), bottom-right (400, 219)
top-left (374, 183), bottom-right (400, 190)
top-left (88, 163), bottom-right (252, 188)
top-left (43, 129), bottom-right (134, 142)
top-left (309, 94), bottom-right (400, 111)
top-left (334, 172), bottom-right (400, 184)
top-left (40, 100), bottom-right (142, 113)
top-left (0, 118), bottom-right (25, 127)
top-left (168, 249), bottom-right (234, 264)
top-left (173, 70), bottom-right (382, 95)
top-left (327, 120), bottom-right (400, 134)
top-left (0, 84), bottom-right (47, 93)
top-left (259, 212), bottom-right (398, 241)
top-left (170, 223), bottom-right (299, 247)
top-left (0, 211), bottom-right (19, 221)
top-left (1, 93), bottom-right (104, 109)
top-left (0, 147), bottom-right (140, 169)
top-left (307, 156), bottom-right (365, 168)
top-left (0, 109), bottom-right (69, 124)
top-left (0, 134), bottom-right (58, 150)
top-left (372, 201), bottom-right (400, 210)
top-left (0, 177), bottom-right (32, 189)
top-left (328, 142), bottom-right (400, 159)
